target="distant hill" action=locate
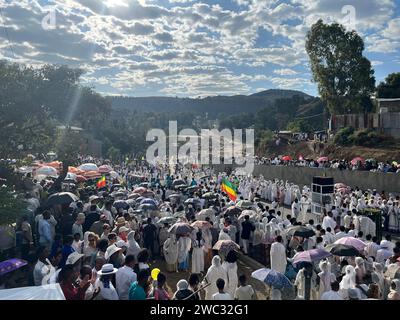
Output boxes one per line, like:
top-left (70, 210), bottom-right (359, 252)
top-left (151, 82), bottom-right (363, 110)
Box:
top-left (107, 89), bottom-right (314, 117)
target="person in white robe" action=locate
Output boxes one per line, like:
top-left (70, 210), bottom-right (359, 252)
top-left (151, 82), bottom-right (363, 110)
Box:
top-left (163, 234), bottom-right (178, 272)
top-left (202, 255), bottom-right (228, 300)
top-left (270, 236), bottom-right (287, 274)
top-left (339, 265), bottom-right (356, 299)
top-left (127, 230), bottom-right (141, 259)
top-left (222, 251), bottom-right (238, 298)
top-left (191, 231), bottom-right (205, 274)
top-left (317, 261), bottom-right (336, 299)
top-left (177, 235), bottom-right (192, 271)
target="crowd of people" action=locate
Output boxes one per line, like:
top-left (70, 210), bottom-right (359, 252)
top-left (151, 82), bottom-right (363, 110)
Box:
top-left (0, 156), bottom-right (400, 301)
top-left (253, 156), bottom-right (400, 173)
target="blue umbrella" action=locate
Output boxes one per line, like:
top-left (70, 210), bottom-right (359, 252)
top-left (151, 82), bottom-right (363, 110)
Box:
top-left (251, 268), bottom-right (293, 289)
top-left (138, 203), bottom-right (157, 211)
top-left (140, 198), bottom-right (157, 206)
top-left (0, 258), bottom-right (27, 276)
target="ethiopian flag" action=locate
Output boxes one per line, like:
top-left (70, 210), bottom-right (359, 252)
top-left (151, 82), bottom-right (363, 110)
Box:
top-left (96, 176), bottom-right (106, 189)
top-left (221, 178), bottom-right (238, 202)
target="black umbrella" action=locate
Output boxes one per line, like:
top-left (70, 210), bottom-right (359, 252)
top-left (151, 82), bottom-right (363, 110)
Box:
top-left (113, 200), bottom-right (129, 210)
top-left (173, 179), bottom-right (186, 187)
top-left (46, 192), bottom-right (78, 206)
top-left (327, 244), bottom-right (360, 257)
top-left (287, 226), bottom-right (315, 238)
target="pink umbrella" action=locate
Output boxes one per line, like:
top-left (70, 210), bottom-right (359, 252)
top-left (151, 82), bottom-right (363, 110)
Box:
top-left (317, 156), bottom-right (328, 162)
top-left (334, 237), bottom-right (366, 252)
top-left (133, 187), bottom-right (147, 194)
top-left (99, 164), bottom-right (113, 173)
top-left (293, 249), bottom-right (332, 265)
top-left (282, 155), bottom-right (292, 161)
top-left (76, 175), bottom-right (87, 183)
top-left (351, 157), bottom-right (365, 166)
top-left (191, 220), bottom-right (212, 229)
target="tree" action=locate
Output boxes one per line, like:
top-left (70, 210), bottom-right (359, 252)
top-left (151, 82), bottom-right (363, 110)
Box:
top-left (305, 20), bottom-right (375, 115)
top-left (377, 73), bottom-right (400, 98)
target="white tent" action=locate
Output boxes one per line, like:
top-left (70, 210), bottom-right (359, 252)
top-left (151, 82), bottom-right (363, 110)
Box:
top-left (0, 283), bottom-right (65, 300)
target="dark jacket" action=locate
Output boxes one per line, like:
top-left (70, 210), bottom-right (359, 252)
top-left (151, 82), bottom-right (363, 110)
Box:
top-left (241, 220), bottom-right (255, 240)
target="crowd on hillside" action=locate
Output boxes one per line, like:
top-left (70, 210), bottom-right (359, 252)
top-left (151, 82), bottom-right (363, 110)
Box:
top-left (0, 156), bottom-right (399, 301)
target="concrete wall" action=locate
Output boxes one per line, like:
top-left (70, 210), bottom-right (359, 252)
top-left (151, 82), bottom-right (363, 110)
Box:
top-left (212, 164), bottom-right (400, 194)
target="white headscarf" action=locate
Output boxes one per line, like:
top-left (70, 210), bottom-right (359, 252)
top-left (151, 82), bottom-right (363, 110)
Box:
top-left (340, 265), bottom-right (356, 290)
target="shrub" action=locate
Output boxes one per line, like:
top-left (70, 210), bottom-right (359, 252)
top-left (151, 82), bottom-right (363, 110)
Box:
top-left (334, 127), bottom-right (354, 145)
top-left (352, 129), bottom-right (391, 147)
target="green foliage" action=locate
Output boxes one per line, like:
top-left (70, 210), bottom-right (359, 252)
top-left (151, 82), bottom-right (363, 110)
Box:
top-left (377, 73), bottom-right (400, 98)
top-left (287, 119), bottom-right (313, 133)
top-left (306, 20), bottom-right (375, 115)
top-left (334, 127), bottom-right (355, 145)
top-left (0, 186), bottom-right (26, 226)
top-left (334, 127), bottom-right (391, 147)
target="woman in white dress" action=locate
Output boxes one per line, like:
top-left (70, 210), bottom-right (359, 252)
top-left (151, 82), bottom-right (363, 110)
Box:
top-left (222, 250), bottom-right (238, 298)
top-left (191, 230), bottom-right (205, 274)
top-left (202, 255), bottom-right (228, 300)
top-left (317, 261), bottom-right (336, 299)
top-left (163, 234), bottom-right (178, 272)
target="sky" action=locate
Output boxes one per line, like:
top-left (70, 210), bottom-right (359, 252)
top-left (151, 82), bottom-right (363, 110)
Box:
top-left (0, 0), bottom-right (399, 98)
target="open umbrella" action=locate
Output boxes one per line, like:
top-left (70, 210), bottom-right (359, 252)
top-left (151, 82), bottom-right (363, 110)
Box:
top-left (196, 208), bottom-right (214, 221)
top-left (46, 192), bottom-right (78, 206)
top-left (334, 237), bottom-right (366, 252)
top-left (287, 226), bottom-right (315, 238)
top-left (169, 194), bottom-right (182, 200)
top-left (83, 170), bottom-right (101, 179)
top-left (157, 216), bottom-right (177, 225)
top-left (292, 249), bottom-right (331, 265)
top-left (327, 244), bottom-right (360, 257)
top-left (35, 166), bottom-right (58, 178)
top-left (64, 172), bottom-right (77, 182)
top-left (133, 187), bottom-right (147, 194)
top-left (98, 165), bottom-right (113, 174)
top-left (350, 157), bottom-right (365, 166)
top-left (140, 198), bottom-right (158, 206)
top-left (282, 155), bottom-right (292, 161)
top-left (224, 206), bottom-right (242, 216)
top-left (202, 192), bottom-right (217, 199)
top-left (138, 203), bottom-right (158, 211)
top-left (184, 198), bottom-right (200, 205)
top-left (142, 190), bottom-right (155, 198)
top-left (251, 268), bottom-right (292, 289)
top-left (213, 240), bottom-right (240, 256)
top-left (0, 258), bottom-right (28, 276)
top-left (236, 200), bottom-right (254, 209)
top-left (128, 193), bottom-right (141, 200)
top-left (76, 175), bottom-right (87, 183)
top-left (139, 182), bottom-right (150, 188)
top-left (78, 163), bottom-right (99, 172)
top-left (238, 210), bottom-right (257, 220)
top-left (113, 200), bottom-right (129, 210)
top-left (173, 211), bottom-right (186, 218)
top-left (317, 156), bottom-right (329, 163)
top-left (191, 220), bottom-right (212, 229)
top-left (173, 179), bottom-right (186, 188)
top-left (168, 222), bottom-right (193, 235)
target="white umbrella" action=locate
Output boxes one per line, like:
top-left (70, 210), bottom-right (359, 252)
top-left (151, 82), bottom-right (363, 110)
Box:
top-left (35, 166), bottom-right (58, 177)
top-left (109, 170), bottom-right (119, 179)
top-left (78, 163), bottom-right (99, 172)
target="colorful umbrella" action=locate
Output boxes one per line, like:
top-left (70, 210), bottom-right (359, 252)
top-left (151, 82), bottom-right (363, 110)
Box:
top-left (350, 157), bottom-right (365, 166)
top-left (213, 240), bottom-right (240, 255)
top-left (282, 155), bottom-right (292, 161)
top-left (251, 268), bottom-right (293, 289)
top-left (83, 170), bottom-right (101, 179)
top-left (0, 258), bottom-right (28, 276)
top-left (292, 249), bottom-right (331, 265)
top-left (317, 156), bottom-right (329, 162)
top-left (334, 237), bottom-right (366, 252)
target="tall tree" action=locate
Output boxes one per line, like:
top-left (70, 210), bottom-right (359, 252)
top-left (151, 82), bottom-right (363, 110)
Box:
top-left (377, 73), bottom-right (400, 98)
top-left (305, 20), bottom-right (375, 115)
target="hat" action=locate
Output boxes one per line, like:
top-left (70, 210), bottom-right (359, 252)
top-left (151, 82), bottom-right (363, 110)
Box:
top-left (116, 217), bottom-right (126, 226)
top-left (119, 226), bottom-right (129, 233)
top-left (97, 263), bottom-right (118, 276)
top-left (380, 240), bottom-right (390, 248)
top-left (105, 245), bottom-right (122, 260)
top-left (66, 252), bottom-right (84, 265)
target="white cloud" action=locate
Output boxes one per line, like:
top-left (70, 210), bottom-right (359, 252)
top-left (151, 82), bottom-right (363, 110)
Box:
top-left (274, 68), bottom-right (298, 75)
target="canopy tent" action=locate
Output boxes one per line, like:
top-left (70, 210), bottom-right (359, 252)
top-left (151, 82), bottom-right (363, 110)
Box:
top-left (0, 284), bottom-right (65, 300)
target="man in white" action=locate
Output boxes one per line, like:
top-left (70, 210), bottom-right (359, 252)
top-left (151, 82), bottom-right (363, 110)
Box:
top-left (291, 199), bottom-right (300, 218)
top-left (322, 212), bottom-right (336, 231)
top-left (320, 281), bottom-right (343, 300)
top-left (116, 254), bottom-right (137, 300)
top-left (364, 235), bottom-right (379, 259)
top-left (270, 236), bottom-right (287, 274)
top-left (334, 226), bottom-right (347, 241)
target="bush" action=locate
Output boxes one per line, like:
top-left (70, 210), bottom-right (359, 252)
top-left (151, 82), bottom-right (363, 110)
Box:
top-left (352, 129), bottom-right (391, 147)
top-left (334, 127), bottom-right (354, 145)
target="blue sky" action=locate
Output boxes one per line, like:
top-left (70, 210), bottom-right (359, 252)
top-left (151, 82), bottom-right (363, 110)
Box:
top-left (0, 0), bottom-right (399, 97)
